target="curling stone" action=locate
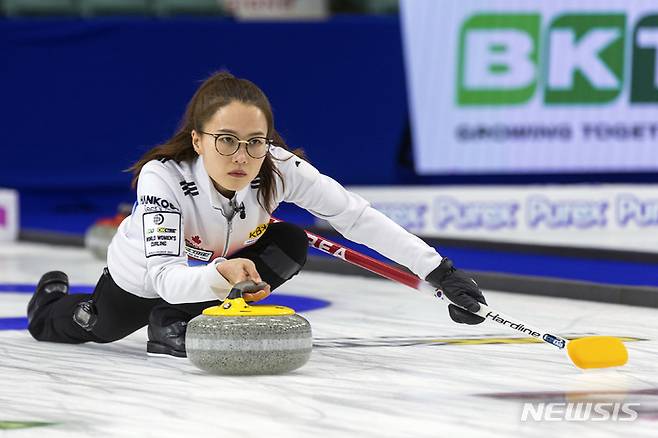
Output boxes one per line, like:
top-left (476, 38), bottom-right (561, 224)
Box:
top-left (84, 203), bottom-right (132, 260)
top-left (186, 281), bottom-right (312, 375)
top-left (84, 222), bottom-right (118, 260)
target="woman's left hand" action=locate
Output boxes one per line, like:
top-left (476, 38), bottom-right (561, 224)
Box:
top-left (426, 257), bottom-right (486, 325)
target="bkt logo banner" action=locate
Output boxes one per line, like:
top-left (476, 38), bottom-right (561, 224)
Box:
top-left (401, 0), bottom-right (658, 175)
top-left (458, 14), bottom-right (630, 105)
top-left (459, 12), bottom-right (658, 105)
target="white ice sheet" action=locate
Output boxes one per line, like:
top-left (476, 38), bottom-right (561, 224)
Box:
top-left (1, 243), bottom-right (657, 437)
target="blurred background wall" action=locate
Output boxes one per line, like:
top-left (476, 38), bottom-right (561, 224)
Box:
top-left (0, 0), bottom-right (409, 233)
top-left (2, 0), bottom-right (658, 304)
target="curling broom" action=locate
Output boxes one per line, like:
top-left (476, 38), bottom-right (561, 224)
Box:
top-left (273, 219), bottom-right (628, 369)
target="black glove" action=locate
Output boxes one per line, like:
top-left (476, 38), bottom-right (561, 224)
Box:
top-left (426, 257), bottom-right (486, 325)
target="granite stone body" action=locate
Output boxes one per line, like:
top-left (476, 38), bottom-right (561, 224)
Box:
top-left (84, 224), bottom-right (117, 260)
top-left (186, 314), bottom-right (312, 375)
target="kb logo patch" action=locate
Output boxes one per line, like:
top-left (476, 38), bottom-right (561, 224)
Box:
top-left (244, 223), bottom-right (268, 245)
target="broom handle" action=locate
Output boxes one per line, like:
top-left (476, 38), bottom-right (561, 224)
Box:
top-left (270, 218), bottom-right (438, 297)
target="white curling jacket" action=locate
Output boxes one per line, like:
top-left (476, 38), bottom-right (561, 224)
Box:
top-left (107, 146), bottom-right (443, 304)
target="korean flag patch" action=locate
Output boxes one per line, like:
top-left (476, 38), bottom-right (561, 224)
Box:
top-left (143, 211), bottom-right (181, 257)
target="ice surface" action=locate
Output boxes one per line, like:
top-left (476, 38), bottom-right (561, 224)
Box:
top-left (1, 242), bottom-right (657, 437)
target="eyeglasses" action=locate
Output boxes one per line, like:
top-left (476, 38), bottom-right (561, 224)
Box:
top-left (199, 131), bottom-right (271, 159)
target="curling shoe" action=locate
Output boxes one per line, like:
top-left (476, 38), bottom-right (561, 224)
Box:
top-left (27, 271), bottom-right (69, 324)
top-left (146, 320), bottom-right (188, 358)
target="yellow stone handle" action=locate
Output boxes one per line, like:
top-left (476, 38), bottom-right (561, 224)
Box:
top-left (202, 280), bottom-right (295, 317)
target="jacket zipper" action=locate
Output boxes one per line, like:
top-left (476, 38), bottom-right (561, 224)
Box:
top-left (221, 215), bottom-right (233, 257)
top-left (215, 201), bottom-right (238, 258)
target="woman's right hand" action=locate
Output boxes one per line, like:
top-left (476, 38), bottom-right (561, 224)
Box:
top-left (216, 258), bottom-right (271, 302)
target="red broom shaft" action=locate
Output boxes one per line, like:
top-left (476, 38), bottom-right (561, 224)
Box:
top-left (306, 229), bottom-right (421, 289)
top-left (270, 218), bottom-right (421, 289)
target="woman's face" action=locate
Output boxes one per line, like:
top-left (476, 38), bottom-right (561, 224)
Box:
top-left (192, 101), bottom-right (268, 198)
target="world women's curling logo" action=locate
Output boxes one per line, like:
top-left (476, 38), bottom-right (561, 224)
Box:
top-left (153, 214), bottom-right (164, 225)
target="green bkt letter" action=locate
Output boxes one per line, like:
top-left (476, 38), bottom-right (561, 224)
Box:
top-left (631, 15), bottom-right (658, 103)
top-left (458, 14), bottom-right (540, 105)
top-left (545, 14), bottom-right (625, 104)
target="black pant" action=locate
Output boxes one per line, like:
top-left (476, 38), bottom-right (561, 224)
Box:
top-left (28, 222), bottom-right (308, 344)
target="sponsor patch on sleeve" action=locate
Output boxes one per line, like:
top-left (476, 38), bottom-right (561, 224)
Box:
top-left (184, 245), bottom-right (213, 262)
top-left (244, 223), bottom-right (268, 245)
top-left (143, 212), bottom-right (181, 257)
top-left (139, 195), bottom-right (179, 212)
